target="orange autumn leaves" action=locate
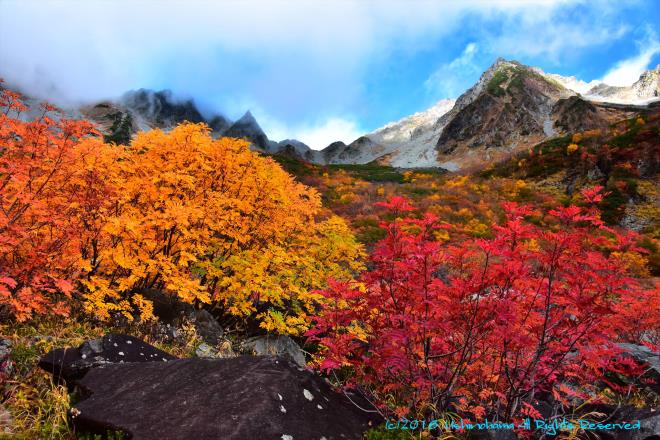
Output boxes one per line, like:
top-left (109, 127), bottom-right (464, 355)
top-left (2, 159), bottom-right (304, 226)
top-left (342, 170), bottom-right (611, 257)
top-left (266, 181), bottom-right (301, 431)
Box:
top-left (0, 91), bottom-right (97, 319)
top-left (0, 89), bottom-right (362, 334)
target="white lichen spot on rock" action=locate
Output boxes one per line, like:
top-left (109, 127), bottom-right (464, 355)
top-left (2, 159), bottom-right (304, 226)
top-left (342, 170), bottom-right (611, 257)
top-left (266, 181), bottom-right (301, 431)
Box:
top-left (317, 404), bottom-right (323, 410)
top-left (81, 354), bottom-right (87, 359)
top-left (277, 393), bottom-right (283, 400)
top-left (113, 343), bottom-right (118, 347)
top-left (303, 389), bottom-right (314, 401)
top-left (281, 435), bottom-right (293, 440)
top-left (126, 340), bottom-right (132, 344)
top-left (118, 351), bottom-right (124, 356)
top-left (280, 405), bottom-right (286, 413)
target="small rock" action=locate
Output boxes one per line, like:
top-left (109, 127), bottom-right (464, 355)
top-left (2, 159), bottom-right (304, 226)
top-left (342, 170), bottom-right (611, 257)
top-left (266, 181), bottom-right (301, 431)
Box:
top-left (195, 340), bottom-right (235, 359)
top-left (240, 335), bottom-right (306, 368)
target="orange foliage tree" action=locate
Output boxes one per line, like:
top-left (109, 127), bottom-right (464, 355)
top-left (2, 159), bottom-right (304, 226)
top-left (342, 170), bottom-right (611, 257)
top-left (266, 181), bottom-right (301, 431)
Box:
top-left (1, 89), bottom-right (363, 334)
top-left (0, 89), bottom-right (100, 320)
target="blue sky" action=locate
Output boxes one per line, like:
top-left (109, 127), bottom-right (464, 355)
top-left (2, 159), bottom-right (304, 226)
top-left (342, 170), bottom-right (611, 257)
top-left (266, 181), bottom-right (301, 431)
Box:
top-left (1, 0), bottom-right (659, 149)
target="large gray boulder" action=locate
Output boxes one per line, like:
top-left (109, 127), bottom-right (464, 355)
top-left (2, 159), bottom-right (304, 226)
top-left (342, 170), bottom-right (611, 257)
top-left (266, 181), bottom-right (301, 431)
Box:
top-left (70, 356), bottom-right (381, 439)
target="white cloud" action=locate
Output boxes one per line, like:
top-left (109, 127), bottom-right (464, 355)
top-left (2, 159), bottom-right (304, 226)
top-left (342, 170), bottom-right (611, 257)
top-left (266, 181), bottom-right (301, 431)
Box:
top-left (292, 118), bottom-right (363, 150)
top-left (0, 0), bottom-right (640, 140)
top-left (424, 42), bottom-right (481, 98)
top-left (257, 112), bottom-right (363, 150)
top-left (486, 14), bottom-right (629, 63)
top-left (602, 29), bottom-right (660, 86)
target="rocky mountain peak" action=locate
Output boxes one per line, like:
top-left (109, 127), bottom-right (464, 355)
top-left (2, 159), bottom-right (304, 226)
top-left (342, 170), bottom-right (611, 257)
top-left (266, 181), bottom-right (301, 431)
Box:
top-left (223, 110), bottom-right (270, 151)
top-left (632, 65), bottom-right (660, 99)
top-left (120, 88), bottom-right (206, 129)
top-left (237, 110), bottom-right (257, 123)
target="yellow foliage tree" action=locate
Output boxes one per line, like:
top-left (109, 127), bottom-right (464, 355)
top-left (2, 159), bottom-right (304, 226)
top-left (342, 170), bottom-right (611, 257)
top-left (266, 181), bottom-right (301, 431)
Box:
top-left (79, 124), bottom-right (363, 334)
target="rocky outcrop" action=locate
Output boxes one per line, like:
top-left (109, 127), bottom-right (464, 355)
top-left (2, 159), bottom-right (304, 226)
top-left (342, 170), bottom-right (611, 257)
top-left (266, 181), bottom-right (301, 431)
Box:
top-left (552, 96), bottom-right (606, 133)
top-left (585, 65), bottom-right (660, 104)
top-left (120, 89), bottom-right (206, 128)
top-left (39, 334), bottom-right (177, 384)
top-left (435, 60), bottom-right (568, 160)
top-left (70, 356), bottom-right (381, 440)
top-left (323, 136), bottom-right (387, 165)
top-left (222, 110), bottom-right (271, 151)
top-left (274, 139), bottom-right (325, 163)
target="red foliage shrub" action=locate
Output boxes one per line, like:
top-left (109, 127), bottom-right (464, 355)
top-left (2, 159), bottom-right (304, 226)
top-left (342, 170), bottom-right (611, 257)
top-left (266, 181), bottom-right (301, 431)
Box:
top-left (308, 190), bottom-right (657, 421)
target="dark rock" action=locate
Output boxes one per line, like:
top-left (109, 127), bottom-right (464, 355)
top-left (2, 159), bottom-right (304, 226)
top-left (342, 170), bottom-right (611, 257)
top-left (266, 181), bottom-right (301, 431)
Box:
top-left (120, 89), bottom-right (206, 128)
top-left (207, 114), bottom-right (232, 134)
top-left (189, 309), bottom-right (224, 345)
top-left (138, 289), bottom-right (224, 345)
top-left (39, 334), bottom-right (176, 383)
top-left (71, 356), bottom-right (381, 440)
top-left (240, 335), bottom-right (306, 368)
top-left (577, 404), bottom-right (659, 440)
top-left (552, 96), bottom-right (605, 133)
top-left (139, 288), bottom-right (193, 323)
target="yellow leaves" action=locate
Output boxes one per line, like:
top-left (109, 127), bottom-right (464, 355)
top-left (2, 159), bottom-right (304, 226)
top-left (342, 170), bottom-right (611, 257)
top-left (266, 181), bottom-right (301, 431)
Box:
top-left (446, 175), bottom-right (469, 188)
top-left (611, 251), bottom-right (650, 277)
top-left (215, 215), bottom-right (363, 335)
top-left (259, 311), bottom-right (309, 335)
top-left (464, 219), bottom-right (490, 237)
top-left (433, 229), bottom-right (451, 243)
top-left (131, 294), bottom-right (154, 321)
top-left (523, 238), bottom-right (541, 252)
top-left (571, 132), bottom-right (583, 143)
top-left (567, 143), bottom-right (579, 155)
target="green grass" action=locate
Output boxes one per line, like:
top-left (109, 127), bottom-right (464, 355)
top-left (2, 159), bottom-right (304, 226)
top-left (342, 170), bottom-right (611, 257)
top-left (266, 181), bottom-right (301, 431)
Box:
top-left (327, 163), bottom-right (405, 183)
top-left (487, 69), bottom-right (509, 97)
top-left (271, 154), bottom-right (319, 177)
